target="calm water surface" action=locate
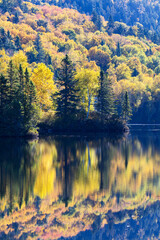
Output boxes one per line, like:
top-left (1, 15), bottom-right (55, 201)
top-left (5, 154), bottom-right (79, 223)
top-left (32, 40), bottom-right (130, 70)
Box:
top-left (0, 130), bottom-right (160, 239)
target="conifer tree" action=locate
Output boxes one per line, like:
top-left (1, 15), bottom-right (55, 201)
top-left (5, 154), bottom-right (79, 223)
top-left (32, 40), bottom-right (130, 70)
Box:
top-left (96, 70), bottom-right (114, 122)
top-left (55, 54), bottom-right (80, 119)
top-left (24, 67), bottom-right (29, 83)
top-left (7, 60), bottom-right (16, 90)
top-left (19, 64), bottom-right (24, 89)
top-left (15, 36), bottom-right (22, 50)
top-left (108, 15), bottom-right (114, 29)
top-left (13, 12), bottom-right (19, 24)
top-left (0, 74), bottom-right (9, 126)
top-left (116, 42), bottom-right (121, 57)
top-left (92, 11), bottom-right (102, 31)
top-left (23, 68), bottom-right (39, 133)
top-left (0, 74), bottom-right (9, 109)
top-left (122, 91), bottom-right (132, 122)
top-left (34, 33), bottom-right (45, 63)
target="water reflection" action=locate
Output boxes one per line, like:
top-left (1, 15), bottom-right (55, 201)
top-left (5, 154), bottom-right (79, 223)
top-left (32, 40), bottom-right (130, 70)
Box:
top-left (1, 133), bottom-right (160, 239)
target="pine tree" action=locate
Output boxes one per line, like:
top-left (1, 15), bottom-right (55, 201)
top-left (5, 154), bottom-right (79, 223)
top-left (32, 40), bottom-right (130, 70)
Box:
top-left (0, 28), bottom-right (7, 48)
top-left (92, 11), bottom-right (102, 31)
top-left (6, 61), bottom-right (22, 135)
top-left (34, 33), bottom-right (45, 63)
top-left (15, 36), bottom-right (22, 50)
top-left (108, 15), bottom-right (114, 29)
top-left (1, 0), bottom-right (7, 13)
top-left (7, 30), bottom-right (12, 40)
top-left (0, 74), bottom-right (11, 135)
top-left (55, 54), bottom-right (80, 119)
top-left (122, 91), bottom-right (132, 122)
top-left (96, 70), bottom-right (114, 123)
top-left (0, 63), bottom-right (39, 136)
top-left (96, 14), bottom-right (102, 31)
top-left (8, 60), bottom-right (15, 89)
top-left (116, 42), bottom-right (121, 57)
top-left (23, 68), bottom-right (39, 133)
top-left (13, 12), bottom-right (19, 24)
top-left (0, 74), bottom-right (9, 122)
top-left (19, 64), bottom-right (24, 89)
top-left (24, 67), bottom-right (29, 83)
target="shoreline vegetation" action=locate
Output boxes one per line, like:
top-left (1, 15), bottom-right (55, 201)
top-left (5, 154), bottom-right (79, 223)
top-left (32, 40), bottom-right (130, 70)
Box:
top-left (0, 54), bottom-right (130, 138)
top-left (38, 117), bottom-right (129, 136)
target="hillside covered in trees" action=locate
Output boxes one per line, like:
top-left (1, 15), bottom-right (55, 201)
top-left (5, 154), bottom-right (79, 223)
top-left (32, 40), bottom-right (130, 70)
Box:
top-left (0, 0), bottom-right (160, 135)
top-left (49, 0), bottom-right (160, 44)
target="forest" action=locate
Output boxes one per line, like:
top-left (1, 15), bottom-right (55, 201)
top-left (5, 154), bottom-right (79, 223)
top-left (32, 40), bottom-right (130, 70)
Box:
top-left (0, 0), bottom-right (160, 135)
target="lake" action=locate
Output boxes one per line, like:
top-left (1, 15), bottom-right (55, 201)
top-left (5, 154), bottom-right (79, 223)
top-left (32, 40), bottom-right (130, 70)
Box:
top-left (0, 129), bottom-right (160, 239)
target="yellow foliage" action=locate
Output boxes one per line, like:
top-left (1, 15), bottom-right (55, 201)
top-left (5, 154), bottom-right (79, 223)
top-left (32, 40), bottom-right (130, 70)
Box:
top-left (34, 142), bottom-right (57, 198)
top-left (0, 50), bottom-right (10, 75)
top-left (116, 63), bottom-right (131, 81)
top-left (75, 67), bottom-right (99, 111)
top-left (12, 50), bottom-right (28, 70)
top-left (31, 63), bottom-right (57, 109)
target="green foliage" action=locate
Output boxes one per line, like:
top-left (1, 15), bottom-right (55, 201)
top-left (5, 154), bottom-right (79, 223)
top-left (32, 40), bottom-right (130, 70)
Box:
top-left (34, 33), bottom-right (45, 63)
top-left (121, 91), bottom-right (132, 122)
top-left (96, 70), bottom-right (115, 122)
top-left (0, 62), bottom-right (40, 136)
top-left (54, 55), bottom-right (80, 120)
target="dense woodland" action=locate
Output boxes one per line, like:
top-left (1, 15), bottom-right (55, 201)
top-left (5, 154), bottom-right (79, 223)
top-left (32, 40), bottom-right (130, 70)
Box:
top-left (0, 0), bottom-right (160, 135)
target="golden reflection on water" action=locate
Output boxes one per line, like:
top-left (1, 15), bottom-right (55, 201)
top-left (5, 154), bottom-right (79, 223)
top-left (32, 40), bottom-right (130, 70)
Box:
top-left (1, 133), bottom-right (160, 211)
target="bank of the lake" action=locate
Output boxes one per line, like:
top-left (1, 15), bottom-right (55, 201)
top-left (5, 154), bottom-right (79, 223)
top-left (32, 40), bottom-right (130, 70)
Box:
top-left (38, 117), bottom-right (128, 136)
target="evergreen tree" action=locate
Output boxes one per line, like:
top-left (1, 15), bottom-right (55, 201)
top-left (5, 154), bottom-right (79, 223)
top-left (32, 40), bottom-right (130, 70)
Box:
top-left (92, 10), bottom-right (98, 25)
top-left (0, 74), bottom-right (9, 125)
top-left (122, 91), bottom-right (132, 122)
top-left (116, 42), bottom-right (121, 57)
top-left (55, 54), bottom-right (80, 119)
top-left (0, 74), bottom-right (9, 110)
top-left (13, 12), bottom-right (19, 24)
top-left (15, 36), bottom-right (22, 50)
top-left (24, 67), bottom-right (29, 83)
top-left (7, 30), bottom-right (12, 40)
top-left (96, 14), bottom-right (102, 31)
top-left (92, 11), bottom-right (102, 31)
top-left (34, 33), bottom-right (45, 63)
top-left (0, 62), bottom-right (39, 136)
top-left (96, 70), bottom-right (114, 122)
top-left (6, 61), bottom-right (22, 135)
top-left (19, 64), bottom-right (24, 89)
top-left (7, 60), bottom-right (17, 91)
top-left (22, 68), bottom-right (39, 133)
top-left (0, 28), bottom-right (7, 48)
top-left (108, 15), bottom-right (114, 29)
top-left (1, 0), bottom-right (7, 13)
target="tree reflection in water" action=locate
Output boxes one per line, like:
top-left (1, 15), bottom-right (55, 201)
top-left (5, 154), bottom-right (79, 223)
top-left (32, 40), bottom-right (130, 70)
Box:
top-left (1, 132), bottom-right (160, 239)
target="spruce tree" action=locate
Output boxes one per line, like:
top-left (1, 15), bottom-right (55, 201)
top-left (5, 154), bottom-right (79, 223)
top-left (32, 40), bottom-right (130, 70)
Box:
top-left (0, 74), bottom-right (9, 110)
top-left (19, 64), bottom-right (24, 89)
top-left (108, 15), bottom-right (114, 29)
top-left (116, 42), bottom-right (121, 57)
top-left (7, 61), bottom-right (22, 135)
top-left (34, 33), bottom-right (45, 63)
top-left (122, 91), bottom-right (132, 122)
top-left (0, 63), bottom-right (39, 136)
top-left (8, 60), bottom-right (16, 90)
top-left (15, 36), bottom-right (22, 50)
top-left (23, 68), bottom-right (39, 133)
top-left (0, 74), bottom-right (9, 127)
top-left (96, 70), bottom-right (114, 123)
top-left (55, 54), bottom-right (80, 119)
top-left (13, 12), bottom-right (19, 24)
